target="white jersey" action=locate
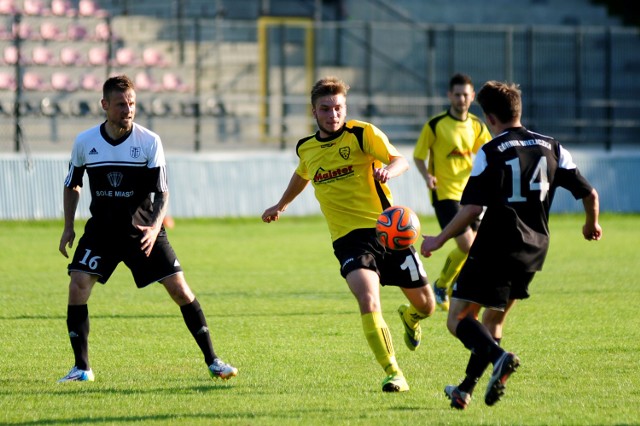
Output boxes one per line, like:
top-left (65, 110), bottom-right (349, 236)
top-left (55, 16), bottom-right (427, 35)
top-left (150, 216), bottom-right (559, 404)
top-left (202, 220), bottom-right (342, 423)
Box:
top-left (64, 122), bottom-right (168, 233)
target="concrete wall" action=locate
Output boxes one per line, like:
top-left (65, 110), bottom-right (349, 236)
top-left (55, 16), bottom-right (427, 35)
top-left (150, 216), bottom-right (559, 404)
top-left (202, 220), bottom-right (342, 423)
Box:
top-left (1, 147), bottom-right (637, 221)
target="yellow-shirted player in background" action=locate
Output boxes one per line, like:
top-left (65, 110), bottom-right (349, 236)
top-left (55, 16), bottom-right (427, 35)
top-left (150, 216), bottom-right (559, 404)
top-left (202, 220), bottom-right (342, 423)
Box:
top-left (413, 73), bottom-right (492, 311)
top-left (262, 76), bottom-right (435, 393)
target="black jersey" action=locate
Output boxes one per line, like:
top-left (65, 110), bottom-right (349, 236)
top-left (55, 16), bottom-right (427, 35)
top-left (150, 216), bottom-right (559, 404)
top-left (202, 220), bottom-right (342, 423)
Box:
top-left (64, 122), bottom-right (168, 235)
top-left (462, 127), bottom-right (593, 272)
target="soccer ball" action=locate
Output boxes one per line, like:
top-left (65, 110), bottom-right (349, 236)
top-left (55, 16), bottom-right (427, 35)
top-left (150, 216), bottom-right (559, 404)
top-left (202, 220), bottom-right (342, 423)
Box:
top-left (375, 205), bottom-right (421, 250)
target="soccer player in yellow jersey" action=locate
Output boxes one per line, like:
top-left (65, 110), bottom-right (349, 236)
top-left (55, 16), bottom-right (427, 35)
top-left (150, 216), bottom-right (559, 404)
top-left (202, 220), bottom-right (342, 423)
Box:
top-left (262, 76), bottom-right (435, 393)
top-left (413, 73), bottom-right (492, 311)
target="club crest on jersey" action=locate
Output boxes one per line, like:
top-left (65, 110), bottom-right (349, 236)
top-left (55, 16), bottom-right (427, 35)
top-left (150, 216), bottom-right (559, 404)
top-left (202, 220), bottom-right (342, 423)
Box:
top-left (339, 147), bottom-right (350, 160)
top-left (130, 147), bottom-right (141, 158)
top-left (107, 171), bottom-right (123, 187)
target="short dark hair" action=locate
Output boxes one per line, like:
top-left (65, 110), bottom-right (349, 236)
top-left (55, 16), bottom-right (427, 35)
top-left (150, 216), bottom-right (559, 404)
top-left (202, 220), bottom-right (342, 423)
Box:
top-left (103, 75), bottom-right (135, 101)
top-left (476, 80), bottom-right (522, 123)
top-left (449, 73), bottom-right (473, 91)
top-left (310, 76), bottom-right (349, 107)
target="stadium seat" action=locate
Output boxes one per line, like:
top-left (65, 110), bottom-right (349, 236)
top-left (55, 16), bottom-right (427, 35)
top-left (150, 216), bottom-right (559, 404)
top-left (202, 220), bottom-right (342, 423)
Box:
top-left (66, 22), bottom-right (88, 41)
top-left (51, 0), bottom-right (76, 16)
top-left (0, 71), bottom-right (16, 90)
top-left (14, 22), bottom-right (35, 40)
top-left (115, 47), bottom-right (139, 67)
top-left (80, 72), bottom-right (102, 91)
top-left (78, 0), bottom-right (109, 18)
top-left (134, 71), bottom-right (158, 92)
top-left (40, 97), bottom-right (60, 116)
top-left (94, 21), bottom-right (114, 42)
top-left (0, 0), bottom-right (17, 15)
top-left (31, 45), bottom-right (57, 65)
top-left (3, 45), bottom-right (20, 65)
top-left (40, 21), bottom-right (63, 41)
top-left (60, 45), bottom-right (85, 66)
top-left (162, 72), bottom-right (189, 92)
top-left (51, 71), bottom-right (77, 91)
top-left (88, 45), bottom-right (108, 66)
top-left (142, 47), bottom-right (169, 67)
top-left (22, 71), bottom-right (48, 91)
top-left (23, 0), bottom-right (47, 15)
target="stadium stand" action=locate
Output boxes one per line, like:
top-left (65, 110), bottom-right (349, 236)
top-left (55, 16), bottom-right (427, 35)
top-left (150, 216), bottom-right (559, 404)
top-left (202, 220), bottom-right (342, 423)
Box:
top-left (0, 0), bottom-right (637, 153)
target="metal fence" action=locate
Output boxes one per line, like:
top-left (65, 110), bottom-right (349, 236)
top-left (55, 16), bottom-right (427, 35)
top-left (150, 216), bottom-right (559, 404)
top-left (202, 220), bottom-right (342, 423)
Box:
top-left (1, 15), bottom-right (639, 153)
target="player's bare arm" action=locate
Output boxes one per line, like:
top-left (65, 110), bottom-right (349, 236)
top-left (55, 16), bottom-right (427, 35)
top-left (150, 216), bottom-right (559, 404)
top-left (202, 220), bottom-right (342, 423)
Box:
top-left (373, 155), bottom-right (408, 183)
top-left (59, 185), bottom-right (81, 258)
top-left (582, 188), bottom-right (602, 241)
top-left (136, 191), bottom-right (169, 257)
top-left (262, 172), bottom-right (310, 223)
top-left (421, 204), bottom-right (483, 257)
top-left (413, 156), bottom-right (437, 189)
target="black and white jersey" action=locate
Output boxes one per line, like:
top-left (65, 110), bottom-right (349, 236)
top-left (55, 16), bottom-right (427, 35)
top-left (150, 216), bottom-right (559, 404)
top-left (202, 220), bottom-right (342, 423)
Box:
top-left (462, 127), bottom-right (593, 271)
top-left (64, 122), bottom-right (168, 234)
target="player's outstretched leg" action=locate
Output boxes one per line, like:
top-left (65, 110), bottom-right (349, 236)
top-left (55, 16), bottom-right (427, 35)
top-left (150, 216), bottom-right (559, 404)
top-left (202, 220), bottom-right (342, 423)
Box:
top-left (485, 352), bottom-right (520, 406)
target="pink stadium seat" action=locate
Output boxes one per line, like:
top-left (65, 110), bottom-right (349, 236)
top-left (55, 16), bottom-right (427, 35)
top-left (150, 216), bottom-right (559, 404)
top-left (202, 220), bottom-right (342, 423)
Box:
top-left (88, 45), bottom-right (108, 66)
top-left (162, 72), bottom-right (189, 92)
top-left (115, 47), bottom-right (139, 67)
top-left (94, 21), bottom-right (113, 42)
top-left (23, 0), bottom-right (47, 15)
top-left (14, 22), bottom-right (35, 40)
top-left (22, 71), bottom-right (48, 91)
top-left (134, 71), bottom-right (159, 92)
top-left (51, 71), bottom-right (77, 91)
top-left (80, 72), bottom-right (101, 91)
top-left (51, 0), bottom-right (76, 16)
top-left (60, 45), bottom-right (85, 66)
top-left (3, 45), bottom-right (20, 65)
top-left (0, 0), bottom-right (18, 15)
top-left (142, 47), bottom-right (169, 67)
top-left (78, 0), bottom-right (109, 18)
top-left (31, 45), bottom-right (56, 65)
top-left (40, 21), bottom-right (63, 40)
top-left (0, 71), bottom-right (16, 90)
top-left (66, 22), bottom-right (88, 41)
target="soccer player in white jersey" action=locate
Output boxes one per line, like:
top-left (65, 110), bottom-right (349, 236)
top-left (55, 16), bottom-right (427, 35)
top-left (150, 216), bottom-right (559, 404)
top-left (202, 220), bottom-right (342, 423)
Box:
top-left (57, 75), bottom-right (237, 383)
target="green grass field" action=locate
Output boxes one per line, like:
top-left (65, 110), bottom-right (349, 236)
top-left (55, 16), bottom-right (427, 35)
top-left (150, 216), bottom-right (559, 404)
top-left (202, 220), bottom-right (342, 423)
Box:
top-left (1, 214), bottom-right (639, 425)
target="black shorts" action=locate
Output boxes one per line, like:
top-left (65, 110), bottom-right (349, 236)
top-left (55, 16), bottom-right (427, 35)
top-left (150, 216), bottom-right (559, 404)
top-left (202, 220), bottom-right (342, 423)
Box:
top-left (68, 227), bottom-right (182, 288)
top-left (332, 228), bottom-right (428, 289)
top-left (432, 197), bottom-right (480, 234)
top-left (452, 256), bottom-right (535, 310)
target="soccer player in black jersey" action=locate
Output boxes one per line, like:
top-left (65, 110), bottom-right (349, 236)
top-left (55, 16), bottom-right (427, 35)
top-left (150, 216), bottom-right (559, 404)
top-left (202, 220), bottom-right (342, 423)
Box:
top-left (57, 75), bottom-right (237, 383)
top-left (421, 81), bottom-right (602, 409)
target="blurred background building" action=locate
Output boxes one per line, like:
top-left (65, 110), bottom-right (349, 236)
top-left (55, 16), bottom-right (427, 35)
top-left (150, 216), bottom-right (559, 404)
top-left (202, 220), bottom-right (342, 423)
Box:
top-left (0, 0), bottom-right (638, 154)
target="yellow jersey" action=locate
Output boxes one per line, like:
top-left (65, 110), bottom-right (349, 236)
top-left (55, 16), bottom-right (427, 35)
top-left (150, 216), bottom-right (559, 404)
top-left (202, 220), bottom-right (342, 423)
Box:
top-left (296, 120), bottom-right (400, 241)
top-left (414, 110), bottom-right (491, 202)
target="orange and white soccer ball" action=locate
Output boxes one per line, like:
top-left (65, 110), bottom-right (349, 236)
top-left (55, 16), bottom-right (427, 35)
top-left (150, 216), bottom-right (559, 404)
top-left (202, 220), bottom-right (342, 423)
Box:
top-left (375, 205), bottom-right (421, 250)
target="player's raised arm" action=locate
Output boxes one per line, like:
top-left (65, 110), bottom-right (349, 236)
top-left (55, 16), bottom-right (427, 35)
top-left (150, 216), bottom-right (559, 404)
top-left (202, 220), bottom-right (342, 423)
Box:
top-left (262, 172), bottom-right (310, 223)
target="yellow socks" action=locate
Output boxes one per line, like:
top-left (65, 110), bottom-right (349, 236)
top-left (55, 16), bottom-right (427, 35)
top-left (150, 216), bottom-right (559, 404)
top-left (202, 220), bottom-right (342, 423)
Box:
top-left (437, 246), bottom-right (468, 290)
top-left (401, 303), bottom-right (429, 330)
top-left (362, 311), bottom-right (399, 375)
